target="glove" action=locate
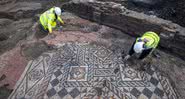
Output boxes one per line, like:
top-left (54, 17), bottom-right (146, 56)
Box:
top-left (123, 55), bottom-right (130, 61)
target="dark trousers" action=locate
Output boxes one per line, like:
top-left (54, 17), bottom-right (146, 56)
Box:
top-left (35, 23), bottom-right (49, 38)
top-left (38, 23), bottom-right (49, 33)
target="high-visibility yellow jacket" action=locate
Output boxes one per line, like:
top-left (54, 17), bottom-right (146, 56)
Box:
top-left (136, 31), bottom-right (160, 49)
top-left (39, 7), bottom-right (64, 33)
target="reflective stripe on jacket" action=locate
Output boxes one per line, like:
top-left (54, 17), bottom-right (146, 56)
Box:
top-left (136, 31), bottom-right (160, 49)
top-left (39, 7), bottom-right (64, 33)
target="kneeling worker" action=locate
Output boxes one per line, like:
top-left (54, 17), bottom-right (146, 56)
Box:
top-left (39, 7), bottom-right (64, 34)
top-left (123, 31), bottom-right (160, 61)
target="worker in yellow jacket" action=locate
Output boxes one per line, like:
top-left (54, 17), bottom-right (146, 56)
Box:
top-left (39, 7), bottom-right (64, 34)
top-left (123, 31), bottom-right (160, 60)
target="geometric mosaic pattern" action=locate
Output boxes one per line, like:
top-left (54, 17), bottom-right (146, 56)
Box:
top-left (9, 43), bottom-right (178, 99)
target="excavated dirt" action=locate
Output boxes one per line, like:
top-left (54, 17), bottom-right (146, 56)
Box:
top-left (0, 0), bottom-right (185, 98)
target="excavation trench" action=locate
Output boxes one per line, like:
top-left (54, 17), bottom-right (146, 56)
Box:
top-left (62, 1), bottom-right (185, 60)
top-left (60, 1), bottom-right (185, 98)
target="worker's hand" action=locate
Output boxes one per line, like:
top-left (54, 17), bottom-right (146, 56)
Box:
top-left (123, 55), bottom-right (130, 61)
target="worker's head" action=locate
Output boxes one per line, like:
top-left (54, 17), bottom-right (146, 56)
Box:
top-left (54, 7), bottom-right (62, 16)
top-left (134, 42), bottom-right (144, 53)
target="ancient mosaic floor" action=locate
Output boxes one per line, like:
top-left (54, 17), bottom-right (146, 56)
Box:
top-left (9, 43), bottom-right (177, 99)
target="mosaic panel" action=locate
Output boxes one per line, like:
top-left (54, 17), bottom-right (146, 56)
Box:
top-left (10, 43), bottom-right (178, 99)
top-left (117, 64), bottom-right (149, 87)
top-left (9, 53), bottom-right (54, 99)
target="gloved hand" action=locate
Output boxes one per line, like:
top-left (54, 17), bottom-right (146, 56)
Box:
top-left (123, 55), bottom-right (130, 61)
